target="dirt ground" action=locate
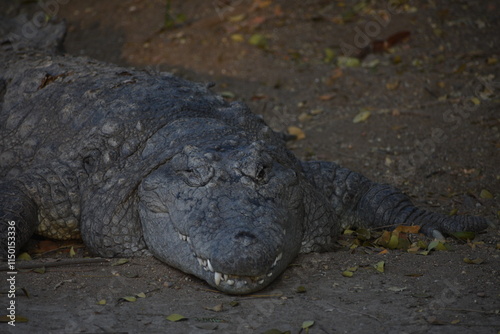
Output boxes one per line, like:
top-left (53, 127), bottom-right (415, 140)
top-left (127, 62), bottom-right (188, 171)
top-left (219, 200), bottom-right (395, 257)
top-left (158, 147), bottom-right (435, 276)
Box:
top-left (1, 0), bottom-right (499, 333)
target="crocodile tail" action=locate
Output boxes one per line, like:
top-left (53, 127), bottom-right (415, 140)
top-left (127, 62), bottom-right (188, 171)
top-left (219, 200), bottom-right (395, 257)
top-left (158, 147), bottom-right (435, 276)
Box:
top-left (302, 161), bottom-right (491, 238)
top-left (0, 14), bottom-right (66, 53)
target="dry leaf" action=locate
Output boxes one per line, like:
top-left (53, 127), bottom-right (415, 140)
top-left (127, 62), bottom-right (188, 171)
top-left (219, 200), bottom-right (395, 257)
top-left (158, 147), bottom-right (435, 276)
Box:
top-left (342, 270), bottom-right (354, 277)
top-left (353, 110), bottom-right (371, 123)
top-left (480, 189), bottom-right (493, 199)
top-left (166, 313), bottom-right (187, 322)
top-left (374, 261), bottom-right (385, 273)
top-left (287, 126), bottom-right (305, 140)
top-left (17, 252), bottom-right (32, 261)
top-left (319, 93), bottom-right (336, 101)
top-left (394, 225), bottom-right (421, 234)
top-left (205, 303), bottom-right (224, 312)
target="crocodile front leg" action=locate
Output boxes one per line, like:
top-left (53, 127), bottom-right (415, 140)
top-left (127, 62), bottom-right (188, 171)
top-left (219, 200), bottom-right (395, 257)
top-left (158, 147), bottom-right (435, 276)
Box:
top-left (0, 181), bottom-right (39, 259)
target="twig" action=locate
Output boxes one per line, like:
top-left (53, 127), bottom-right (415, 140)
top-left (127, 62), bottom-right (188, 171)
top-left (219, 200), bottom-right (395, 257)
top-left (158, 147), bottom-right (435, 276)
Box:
top-left (439, 307), bottom-right (498, 315)
top-left (0, 258), bottom-right (110, 271)
top-left (326, 302), bottom-right (382, 323)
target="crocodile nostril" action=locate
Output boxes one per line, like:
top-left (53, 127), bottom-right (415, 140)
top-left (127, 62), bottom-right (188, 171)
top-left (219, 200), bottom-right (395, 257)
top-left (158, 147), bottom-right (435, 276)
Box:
top-left (234, 231), bottom-right (257, 246)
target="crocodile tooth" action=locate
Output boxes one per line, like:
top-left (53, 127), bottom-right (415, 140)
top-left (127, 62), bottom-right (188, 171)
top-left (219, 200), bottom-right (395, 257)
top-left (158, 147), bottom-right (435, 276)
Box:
top-left (227, 279), bottom-right (235, 286)
top-left (258, 279), bottom-right (264, 284)
top-left (202, 259), bottom-right (207, 267)
top-left (267, 272), bottom-right (273, 277)
top-left (182, 235), bottom-right (187, 241)
top-left (178, 232), bottom-right (183, 240)
top-left (276, 252), bottom-right (283, 261)
top-left (197, 257), bottom-right (203, 266)
top-left (223, 274), bottom-right (228, 281)
top-left (214, 272), bottom-right (222, 286)
top-left (207, 259), bottom-right (214, 272)
top-left (186, 236), bottom-right (191, 243)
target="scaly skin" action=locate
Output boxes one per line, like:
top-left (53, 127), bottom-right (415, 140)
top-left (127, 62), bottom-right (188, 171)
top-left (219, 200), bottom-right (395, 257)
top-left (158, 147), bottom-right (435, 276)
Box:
top-left (0, 17), bottom-right (490, 294)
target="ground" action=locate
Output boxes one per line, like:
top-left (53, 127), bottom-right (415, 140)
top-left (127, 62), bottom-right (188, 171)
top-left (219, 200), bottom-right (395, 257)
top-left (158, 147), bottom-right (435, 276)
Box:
top-left (1, 0), bottom-right (499, 333)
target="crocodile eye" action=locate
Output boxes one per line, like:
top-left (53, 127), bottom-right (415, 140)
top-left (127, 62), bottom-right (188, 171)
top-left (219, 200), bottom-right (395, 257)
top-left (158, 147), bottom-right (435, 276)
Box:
top-left (177, 166), bottom-right (214, 187)
top-left (254, 164), bottom-right (270, 183)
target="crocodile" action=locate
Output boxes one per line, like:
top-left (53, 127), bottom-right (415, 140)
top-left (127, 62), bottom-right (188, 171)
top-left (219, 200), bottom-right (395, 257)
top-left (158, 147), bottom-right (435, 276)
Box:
top-left (0, 16), bottom-right (490, 294)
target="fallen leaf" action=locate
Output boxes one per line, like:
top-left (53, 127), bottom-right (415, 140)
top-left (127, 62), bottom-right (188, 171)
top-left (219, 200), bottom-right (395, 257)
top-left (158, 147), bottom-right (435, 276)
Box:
top-left (248, 33), bottom-right (268, 48)
top-left (247, 16), bottom-right (267, 29)
top-left (205, 303), bottom-right (223, 312)
top-left (318, 93), bottom-right (335, 101)
top-left (97, 299), bottom-right (106, 305)
top-left (298, 112), bottom-right (312, 123)
top-left (220, 91), bottom-right (236, 99)
top-left (69, 246), bottom-right (76, 257)
top-left (394, 225), bottom-right (421, 234)
top-left (450, 231), bottom-right (476, 241)
top-left (362, 59), bottom-right (380, 68)
top-left (121, 296), bottom-right (137, 302)
top-left (296, 286), bottom-right (307, 293)
top-left (480, 189), bottom-right (493, 199)
top-left (287, 126), bottom-right (305, 140)
top-left (454, 64), bottom-right (466, 74)
top-left (36, 240), bottom-right (61, 253)
top-left (255, 0), bottom-right (272, 9)
top-left (386, 79), bottom-right (400, 90)
top-left (230, 34), bottom-right (244, 42)
top-left (228, 14), bottom-right (246, 22)
top-left (342, 270), bottom-right (354, 277)
top-left (486, 56), bottom-right (498, 65)
top-left (417, 240), bottom-right (428, 249)
top-left (463, 257), bottom-right (484, 264)
top-left (343, 228), bottom-right (355, 235)
top-left (166, 313), bottom-right (187, 322)
top-left (470, 97), bottom-right (481, 105)
top-left (427, 240), bottom-right (440, 251)
top-left (251, 94), bottom-right (267, 100)
top-left (111, 258), bottom-right (129, 266)
top-left (355, 228), bottom-right (371, 240)
top-left (136, 292), bottom-right (146, 298)
top-left (374, 261), bottom-right (385, 273)
top-left (302, 320), bottom-right (315, 330)
top-left (407, 246), bottom-right (420, 254)
top-left (324, 47), bottom-right (336, 63)
top-left (32, 267), bottom-right (46, 274)
top-left (17, 252), bottom-right (32, 261)
top-left (0, 315), bottom-right (28, 323)
top-left (353, 110), bottom-right (371, 123)
top-left (337, 56), bottom-right (360, 67)
top-left (398, 237), bottom-right (411, 250)
top-left (387, 233), bottom-right (399, 249)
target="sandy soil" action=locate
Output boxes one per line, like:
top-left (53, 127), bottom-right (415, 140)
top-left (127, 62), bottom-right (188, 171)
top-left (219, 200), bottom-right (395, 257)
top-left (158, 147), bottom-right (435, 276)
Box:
top-left (1, 0), bottom-right (499, 333)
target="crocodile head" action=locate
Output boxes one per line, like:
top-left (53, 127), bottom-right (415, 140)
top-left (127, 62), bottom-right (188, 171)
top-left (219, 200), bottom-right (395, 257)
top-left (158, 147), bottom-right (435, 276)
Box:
top-left (138, 118), bottom-right (305, 294)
